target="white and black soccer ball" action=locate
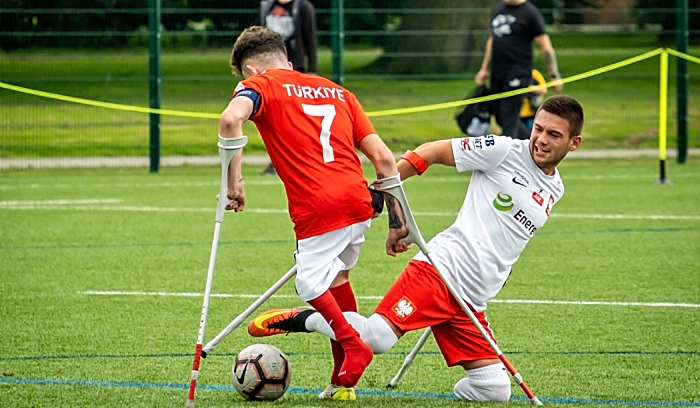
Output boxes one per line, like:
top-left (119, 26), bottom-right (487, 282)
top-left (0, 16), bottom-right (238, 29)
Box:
top-left (231, 343), bottom-right (292, 401)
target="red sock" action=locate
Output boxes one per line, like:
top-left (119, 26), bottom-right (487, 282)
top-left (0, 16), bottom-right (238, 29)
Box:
top-left (329, 282), bottom-right (358, 385)
top-left (330, 281), bottom-right (358, 313)
top-left (308, 290), bottom-right (372, 388)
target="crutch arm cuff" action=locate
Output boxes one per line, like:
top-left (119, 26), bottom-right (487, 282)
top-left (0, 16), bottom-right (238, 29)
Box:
top-left (401, 150), bottom-right (428, 175)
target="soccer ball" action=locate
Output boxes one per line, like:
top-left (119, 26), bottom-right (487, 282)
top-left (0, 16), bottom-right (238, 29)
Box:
top-left (231, 343), bottom-right (292, 401)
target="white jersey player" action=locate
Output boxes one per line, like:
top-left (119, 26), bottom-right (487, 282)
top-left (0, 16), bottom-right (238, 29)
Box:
top-left (249, 95), bottom-right (584, 402)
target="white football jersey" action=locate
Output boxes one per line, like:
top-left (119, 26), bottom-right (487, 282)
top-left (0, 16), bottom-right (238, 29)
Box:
top-left (413, 135), bottom-right (565, 311)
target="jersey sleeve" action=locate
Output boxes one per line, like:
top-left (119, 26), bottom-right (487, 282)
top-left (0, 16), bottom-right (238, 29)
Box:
top-left (347, 91), bottom-right (376, 146)
top-left (528, 5), bottom-right (547, 38)
top-left (233, 81), bottom-right (262, 117)
top-left (234, 78), bottom-right (267, 119)
top-left (451, 135), bottom-right (512, 173)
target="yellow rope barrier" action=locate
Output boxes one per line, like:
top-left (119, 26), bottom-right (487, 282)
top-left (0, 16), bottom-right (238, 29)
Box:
top-left (0, 82), bottom-right (220, 119)
top-left (0, 47), bottom-right (697, 119)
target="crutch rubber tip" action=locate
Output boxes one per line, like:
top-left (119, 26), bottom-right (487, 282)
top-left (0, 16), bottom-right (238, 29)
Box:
top-left (531, 397), bottom-right (543, 406)
top-left (386, 383), bottom-right (396, 389)
top-left (185, 399), bottom-right (195, 407)
top-left (200, 351), bottom-right (207, 359)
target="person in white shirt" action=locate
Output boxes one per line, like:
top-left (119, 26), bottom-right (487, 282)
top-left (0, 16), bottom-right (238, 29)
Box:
top-left (249, 95), bottom-right (584, 402)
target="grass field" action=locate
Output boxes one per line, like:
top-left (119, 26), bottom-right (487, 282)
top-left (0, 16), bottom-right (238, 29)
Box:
top-left (1, 159), bottom-right (699, 407)
top-left (2, 45), bottom-right (700, 158)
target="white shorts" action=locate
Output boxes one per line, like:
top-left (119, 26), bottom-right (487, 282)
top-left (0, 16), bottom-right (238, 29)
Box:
top-left (294, 220), bottom-right (371, 301)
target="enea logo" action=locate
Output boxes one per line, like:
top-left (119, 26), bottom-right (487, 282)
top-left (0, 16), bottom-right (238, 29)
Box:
top-left (493, 192), bottom-right (514, 211)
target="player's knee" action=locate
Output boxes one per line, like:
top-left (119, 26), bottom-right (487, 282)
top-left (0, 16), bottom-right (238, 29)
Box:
top-left (357, 314), bottom-right (398, 354)
top-left (453, 363), bottom-right (511, 402)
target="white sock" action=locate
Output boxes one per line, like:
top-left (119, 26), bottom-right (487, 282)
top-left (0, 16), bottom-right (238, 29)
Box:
top-left (347, 313), bottom-right (398, 354)
top-left (304, 311), bottom-right (336, 339)
top-left (304, 312), bottom-right (398, 354)
top-left (453, 363), bottom-right (511, 402)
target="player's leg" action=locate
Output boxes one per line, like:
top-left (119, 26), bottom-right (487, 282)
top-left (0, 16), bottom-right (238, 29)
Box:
top-left (453, 362), bottom-right (511, 402)
top-left (495, 92), bottom-right (529, 140)
top-left (251, 259), bottom-right (454, 346)
top-left (310, 259), bottom-right (458, 354)
top-left (322, 271), bottom-right (357, 399)
top-left (293, 220), bottom-right (373, 389)
top-left (431, 303), bottom-right (511, 402)
top-left (491, 75), bottom-right (530, 140)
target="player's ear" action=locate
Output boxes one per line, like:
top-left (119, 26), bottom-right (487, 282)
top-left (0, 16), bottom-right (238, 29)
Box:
top-left (287, 61), bottom-right (293, 69)
top-left (243, 64), bottom-right (260, 77)
top-left (568, 135), bottom-right (581, 151)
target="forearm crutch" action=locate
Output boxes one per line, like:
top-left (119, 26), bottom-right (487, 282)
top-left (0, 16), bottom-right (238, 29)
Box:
top-left (186, 135), bottom-right (247, 407)
top-left (201, 265), bottom-right (297, 358)
top-left (374, 175), bottom-right (543, 406)
top-left (386, 327), bottom-right (432, 388)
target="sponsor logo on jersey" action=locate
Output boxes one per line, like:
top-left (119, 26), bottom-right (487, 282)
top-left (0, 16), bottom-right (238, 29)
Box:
top-left (492, 192), bottom-right (514, 211)
top-left (234, 81), bottom-right (245, 94)
top-left (511, 170), bottom-right (530, 187)
top-left (462, 138), bottom-right (471, 151)
top-left (392, 296), bottom-right (416, 321)
top-left (514, 209), bottom-right (538, 236)
top-left (472, 135), bottom-right (495, 150)
top-left (493, 192), bottom-right (540, 236)
top-left (532, 190), bottom-right (544, 205)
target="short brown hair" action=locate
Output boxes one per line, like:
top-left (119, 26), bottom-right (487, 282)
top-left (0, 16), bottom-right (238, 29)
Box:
top-left (538, 95), bottom-right (584, 137)
top-left (231, 26), bottom-right (287, 76)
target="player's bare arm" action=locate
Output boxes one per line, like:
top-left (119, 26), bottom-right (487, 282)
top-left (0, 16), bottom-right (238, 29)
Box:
top-left (397, 139), bottom-right (455, 180)
top-left (535, 34), bottom-right (562, 92)
top-left (475, 36), bottom-right (493, 85)
top-left (219, 95), bottom-right (253, 211)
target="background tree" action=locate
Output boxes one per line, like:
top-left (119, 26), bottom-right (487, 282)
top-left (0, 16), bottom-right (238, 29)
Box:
top-left (635, 0), bottom-right (700, 42)
top-left (359, 0), bottom-right (491, 74)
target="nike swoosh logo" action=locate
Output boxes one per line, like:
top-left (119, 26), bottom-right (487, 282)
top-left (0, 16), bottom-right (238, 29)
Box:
top-left (252, 311), bottom-right (283, 330)
top-left (512, 177), bottom-right (528, 187)
top-left (235, 359), bottom-right (250, 384)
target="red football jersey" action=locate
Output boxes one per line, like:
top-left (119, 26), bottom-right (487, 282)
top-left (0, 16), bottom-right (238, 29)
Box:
top-left (235, 69), bottom-right (375, 239)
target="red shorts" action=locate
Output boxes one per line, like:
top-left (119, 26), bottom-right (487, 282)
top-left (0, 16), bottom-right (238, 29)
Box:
top-left (374, 260), bottom-right (498, 367)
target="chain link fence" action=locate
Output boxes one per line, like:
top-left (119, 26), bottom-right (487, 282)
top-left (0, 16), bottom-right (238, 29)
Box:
top-left (1, 4), bottom-right (698, 170)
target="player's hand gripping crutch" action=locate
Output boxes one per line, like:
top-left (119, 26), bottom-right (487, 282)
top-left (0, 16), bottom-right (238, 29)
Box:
top-left (373, 174), bottom-right (543, 406)
top-left (186, 135), bottom-right (247, 408)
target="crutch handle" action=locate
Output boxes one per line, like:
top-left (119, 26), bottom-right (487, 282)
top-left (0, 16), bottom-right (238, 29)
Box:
top-left (215, 135), bottom-right (247, 223)
top-left (372, 174), bottom-right (429, 254)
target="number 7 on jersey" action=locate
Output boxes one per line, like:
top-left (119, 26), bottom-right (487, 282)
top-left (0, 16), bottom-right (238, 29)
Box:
top-left (302, 104), bottom-right (336, 163)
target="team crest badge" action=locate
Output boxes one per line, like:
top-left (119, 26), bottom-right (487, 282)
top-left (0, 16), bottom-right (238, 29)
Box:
top-left (392, 296), bottom-right (416, 321)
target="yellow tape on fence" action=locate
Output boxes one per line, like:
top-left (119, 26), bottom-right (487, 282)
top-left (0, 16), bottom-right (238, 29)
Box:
top-left (0, 81), bottom-right (220, 119)
top-left (0, 47), bottom-right (696, 119)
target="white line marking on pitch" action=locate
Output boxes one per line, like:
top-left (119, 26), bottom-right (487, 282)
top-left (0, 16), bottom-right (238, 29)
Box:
top-left (79, 291), bottom-right (700, 308)
top-left (0, 199), bottom-right (122, 207)
top-left (1, 203), bottom-right (698, 221)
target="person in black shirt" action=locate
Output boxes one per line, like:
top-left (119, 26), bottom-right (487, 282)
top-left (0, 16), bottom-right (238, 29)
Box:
top-left (475, 0), bottom-right (562, 140)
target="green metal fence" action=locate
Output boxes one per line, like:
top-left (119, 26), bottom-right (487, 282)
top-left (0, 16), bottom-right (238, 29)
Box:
top-left (1, 4), bottom-right (699, 170)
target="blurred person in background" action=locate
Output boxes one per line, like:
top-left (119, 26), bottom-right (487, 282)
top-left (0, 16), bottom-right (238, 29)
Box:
top-left (259, 0), bottom-right (318, 175)
top-left (475, 0), bottom-right (563, 140)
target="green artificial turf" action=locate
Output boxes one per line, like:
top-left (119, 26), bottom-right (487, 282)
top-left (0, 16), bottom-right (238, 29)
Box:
top-left (0, 160), bottom-right (699, 407)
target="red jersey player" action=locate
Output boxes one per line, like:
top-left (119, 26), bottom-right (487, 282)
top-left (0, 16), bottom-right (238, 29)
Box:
top-left (219, 26), bottom-right (411, 399)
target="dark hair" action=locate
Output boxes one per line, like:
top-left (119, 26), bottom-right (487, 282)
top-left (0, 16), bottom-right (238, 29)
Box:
top-left (231, 26), bottom-right (287, 76)
top-left (538, 95), bottom-right (584, 137)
